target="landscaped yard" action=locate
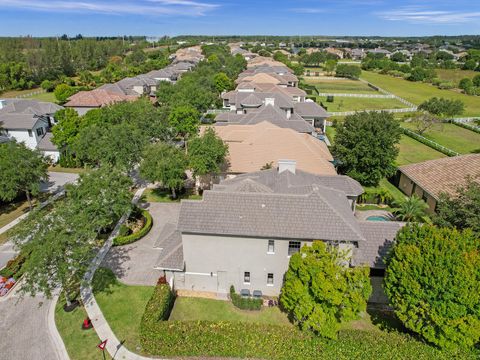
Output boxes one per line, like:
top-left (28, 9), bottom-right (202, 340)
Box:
top-left (169, 297), bottom-right (291, 326)
top-left (361, 71), bottom-right (480, 117)
top-left (318, 96), bottom-right (406, 113)
top-left (143, 188), bottom-right (202, 203)
top-left (396, 135), bottom-right (447, 166)
top-left (401, 122), bottom-right (480, 154)
top-left (304, 77), bottom-right (376, 94)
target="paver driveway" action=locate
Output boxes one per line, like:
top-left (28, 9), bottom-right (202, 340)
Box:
top-left (103, 202), bottom-right (180, 286)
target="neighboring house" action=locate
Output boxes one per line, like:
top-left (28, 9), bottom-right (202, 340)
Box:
top-left (155, 165), bottom-right (404, 297)
top-left (325, 47), bottom-right (344, 59)
top-left (64, 89), bottom-right (138, 115)
top-left (235, 82), bottom-right (306, 102)
top-left (397, 154), bottom-right (480, 213)
top-left (368, 48), bottom-right (392, 58)
top-left (246, 56), bottom-right (286, 68)
top-left (349, 48), bottom-right (366, 60)
top-left (0, 99), bottom-right (62, 161)
top-left (236, 72), bottom-right (298, 87)
top-left (208, 122), bottom-right (336, 176)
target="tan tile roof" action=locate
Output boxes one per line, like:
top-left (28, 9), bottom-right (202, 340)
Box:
top-left (246, 56), bottom-right (285, 68)
top-left (236, 73), bottom-right (284, 85)
top-left (399, 154), bottom-right (480, 199)
top-left (65, 89), bottom-right (138, 108)
top-left (208, 122), bottom-right (336, 175)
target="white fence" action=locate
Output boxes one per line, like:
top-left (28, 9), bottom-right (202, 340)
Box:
top-left (317, 93), bottom-right (395, 98)
top-left (206, 109), bottom-right (230, 115)
top-left (15, 89), bottom-right (45, 98)
top-left (329, 108), bottom-right (417, 116)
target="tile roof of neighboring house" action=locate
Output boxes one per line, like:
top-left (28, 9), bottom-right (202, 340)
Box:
top-left (154, 223), bottom-right (184, 271)
top-left (354, 222), bottom-right (406, 268)
top-left (216, 168), bottom-right (363, 197)
top-left (64, 89), bottom-right (138, 108)
top-left (208, 122), bottom-right (335, 175)
top-left (236, 73), bottom-right (286, 86)
top-left (223, 91), bottom-right (294, 109)
top-left (240, 94), bottom-right (264, 107)
top-left (178, 186), bottom-right (365, 242)
top-left (0, 99), bottom-right (62, 116)
top-left (398, 154), bottom-right (480, 200)
top-left (294, 101), bottom-right (329, 118)
top-left (0, 113), bottom-right (44, 130)
top-left (215, 104), bottom-right (315, 133)
top-left (247, 56), bottom-right (285, 68)
top-left (236, 82), bottom-right (307, 98)
top-left (37, 132), bottom-right (58, 151)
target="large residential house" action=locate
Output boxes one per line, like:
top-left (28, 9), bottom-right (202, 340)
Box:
top-left (64, 88), bottom-right (138, 115)
top-left (209, 122), bottom-right (336, 176)
top-left (246, 56), bottom-right (286, 68)
top-left (155, 165), bottom-right (404, 297)
top-left (397, 154), bottom-right (480, 213)
top-left (0, 99), bottom-right (62, 161)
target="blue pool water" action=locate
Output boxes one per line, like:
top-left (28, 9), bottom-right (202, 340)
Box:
top-left (366, 216), bottom-right (390, 221)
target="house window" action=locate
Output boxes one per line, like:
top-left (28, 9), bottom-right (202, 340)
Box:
top-left (36, 127), bottom-right (44, 137)
top-left (268, 240), bottom-right (275, 254)
top-left (288, 241), bottom-right (301, 256)
top-left (267, 273), bottom-right (274, 286)
top-left (28, 130), bottom-right (33, 137)
top-left (244, 272), bottom-right (250, 284)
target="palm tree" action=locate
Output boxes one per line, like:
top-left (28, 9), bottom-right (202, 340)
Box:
top-left (393, 195), bottom-right (429, 223)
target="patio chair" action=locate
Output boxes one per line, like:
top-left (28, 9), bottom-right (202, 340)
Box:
top-left (252, 290), bottom-right (262, 298)
top-left (240, 289), bottom-right (251, 298)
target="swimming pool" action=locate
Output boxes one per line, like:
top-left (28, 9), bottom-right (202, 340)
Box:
top-left (366, 216), bottom-right (390, 221)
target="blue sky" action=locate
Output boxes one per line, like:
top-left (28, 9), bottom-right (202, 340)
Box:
top-left (0, 0), bottom-right (478, 37)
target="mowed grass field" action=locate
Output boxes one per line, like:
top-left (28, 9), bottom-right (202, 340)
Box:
top-left (436, 68), bottom-right (479, 84)
top-left (304, 77), bottom-right (376, 94)
top-left (319, 96), bottom-right (406, 112)
top-left (396, 135), bottom-right (446, 166)
top-left (401, 122), bottom-right (480, 154)
top-left (361, 71), bottom-right (480, 116)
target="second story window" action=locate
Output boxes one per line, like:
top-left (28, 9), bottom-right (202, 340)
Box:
top-left (268, 240), bottom-right (275, 254)
top-left (36, 127), bottom-right (44, 137)
top-left (28, 130), bottom-right (33, 137)
top-left (244, 272), bottom-right (250, 284)
top-left (288, 241), bottom-right (301, 256)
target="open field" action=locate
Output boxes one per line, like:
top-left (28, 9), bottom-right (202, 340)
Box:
top-left (396, 135), bottom-right (447, 166)
top-left (169, 297), bottom-right (291, 326)
top-left (0, 88), bottom-right (56, 102)
top-left (319, 96), bottom-right (406, 112)
top-left (304, 77), bottom-right (376, 94)
top-left (436, 68), bottom-right (479, 84)
top-left (401, 122), bottom-right (480, 154)
top-left (361, 71), bottom-right (480, 116)
top-left (28, 91), bottom-right (56, 102)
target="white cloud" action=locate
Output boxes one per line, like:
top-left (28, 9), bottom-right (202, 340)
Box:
top-left (378, 6), bottom-right (480, 24)
top-left (0, 0), bottom-right (219, 16)
top-left (291, 8), bottom-right (326, 14)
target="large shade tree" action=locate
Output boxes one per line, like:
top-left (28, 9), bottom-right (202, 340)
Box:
top-left (332, 111), bottom-right (401, 186)
top-left (280, 241), bottom-right (371, 339)
top-left (384, 224), bottom-right (480, 349)
top-left (0, 141), bottom-right (48, 210)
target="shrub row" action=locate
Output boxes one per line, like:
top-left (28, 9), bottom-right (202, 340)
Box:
top-left (112, 209), bottom-right (152, 246)
top-left (401, 128), bottom-right (458, 157)
top-left (139, 320), bottom-right (474, 360)
top-left (358, 188), bottom-right (394, 206)
top-left (141, 283), bottom-right (175, 328)
top-left (449, 120), bottom-right (480, 134)
top-left (229, 285), bottom-right (262, 310)
top-left (0, 249), bottom-right (30, 279)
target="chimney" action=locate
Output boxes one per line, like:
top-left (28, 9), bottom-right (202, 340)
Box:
top-left (278, 160), bottom-right (296, 174)
top-left (264, 97), bottom-right (275, 107)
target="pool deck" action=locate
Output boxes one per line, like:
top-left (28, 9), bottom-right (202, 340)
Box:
top-left (355, 210), bottom-right (395, 221)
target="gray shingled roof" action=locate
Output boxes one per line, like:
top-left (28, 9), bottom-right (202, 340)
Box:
top-left (240, 94), bottom-right (263, 107)
top-left (0, 113), bottom-right (43, 130)
top-left (0, 99), bottom-right (62, 116)
top-left (178, 188), bottom-right (365, 242)
top-left (217, 169), bottom-right (364, 197)
top-left (294, 102), bottom-right (329, 118)
top-left (37, 132), bottom-right (58, 151)
top-left (154, 223), bottom-right (184, 271)
top-left (354, 221), bottom-right (406, 268)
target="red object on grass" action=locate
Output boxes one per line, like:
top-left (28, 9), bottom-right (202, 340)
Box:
top-left (98, 339), bottom-right (107, 351)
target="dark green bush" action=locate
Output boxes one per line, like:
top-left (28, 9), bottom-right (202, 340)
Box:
top-left (358, 188), bottom-right (394, 205)
top-left (141, 283), bottom-right (175, 328)
top-left (229, 285), bottom-right (262, 310)
top-left (113, 209), bottom-right (152, 246)
top-left (0, 249), bottom-right (30, 279)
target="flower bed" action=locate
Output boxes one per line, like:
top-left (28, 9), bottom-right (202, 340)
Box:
top-left (113, 208), bottom-right (152, 246)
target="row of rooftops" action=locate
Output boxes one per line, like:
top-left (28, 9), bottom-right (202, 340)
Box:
top-left (65, 46), bottom-right (203, 108)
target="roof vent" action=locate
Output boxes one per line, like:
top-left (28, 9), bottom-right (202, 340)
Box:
top-left (278, 159), bottom-right (296, 174)
top-left (264, 97), bottom-right (275, 107)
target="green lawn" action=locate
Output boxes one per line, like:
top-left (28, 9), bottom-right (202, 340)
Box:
top-left (401, 122), bottom-right (480, 154)
top-left (27, 91), bottom-right (56, 102)
top-left (304, 77), bottom-right (376, 94)
top-left (363, 178), bottom-right (406, 205)
top-left (55, 268), bottom-right (154, 360)
top-left (361, 71), bottom-right (480, 117)
top-left (319, 96), bottom-right (406, 113)
top-left (436, 68), bottom-right (479, 84)
top-left (0, 199), bottom-right (30, 229)
top-left (143, 188), bottom-right (202, 203)
top-left (325, 126), bottom-right (336, 143)
top-left (169, 297), bottom-right (291, 326)
top-left (397, 135), bottom-right (447, 166)
top-left (48, 165), bottom-right (88, 174)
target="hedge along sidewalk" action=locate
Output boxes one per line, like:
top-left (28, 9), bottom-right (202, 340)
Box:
top-left (80, 186), bottom-right (166, 360)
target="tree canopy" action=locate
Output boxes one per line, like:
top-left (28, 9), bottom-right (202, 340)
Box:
top-left (418, 97), bottom-right (465, 118)
top-left (280, 241), bottom-right (371, 339)
top-left (384, 224), bottom-right (480, 349)
top-left (0, 141), bottom-right (48, 209)
top-left (332, 112), bottom-right (401, 186)
top-left (188, 127), bottom-right (229, 178)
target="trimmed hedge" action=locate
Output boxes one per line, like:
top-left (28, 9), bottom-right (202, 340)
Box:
top-left (229, 285), bottom-right (262, 310)
top-left (450, 120), bottom-right (480, 134)
top-left (401, 128), bottom-right (458, 157)
top-left (139, 320), bottom-right (475, 360)
top-left (113, 209), bottom-right (152, 246)
top-left (141, 283), bottom-right (175, 328)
